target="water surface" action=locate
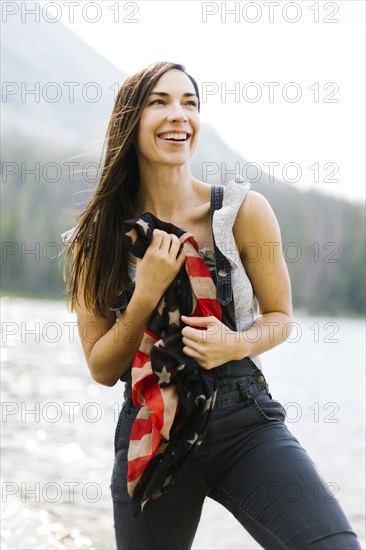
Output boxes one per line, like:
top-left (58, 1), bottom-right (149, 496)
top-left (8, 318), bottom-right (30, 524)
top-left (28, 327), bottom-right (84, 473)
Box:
top-left (1, 298), bottom-right (364, 549)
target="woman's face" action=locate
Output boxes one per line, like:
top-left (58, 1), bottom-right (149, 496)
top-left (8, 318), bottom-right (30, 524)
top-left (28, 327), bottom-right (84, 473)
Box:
top-left (136, 69), bottom-right (200, 168)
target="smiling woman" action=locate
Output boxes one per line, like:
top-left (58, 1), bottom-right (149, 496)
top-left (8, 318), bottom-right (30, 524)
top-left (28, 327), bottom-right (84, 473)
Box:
top-left (62, 62), bottom-right (361, 550)
top-left (135, 70), bottom-right (200, 174)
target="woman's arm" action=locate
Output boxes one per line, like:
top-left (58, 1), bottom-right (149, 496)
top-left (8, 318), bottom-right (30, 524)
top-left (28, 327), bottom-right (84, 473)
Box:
top-left (232, 190), bottom-right (293, 358)
top-left (75, 287), bottom-right (156, 387)
top-left (181, 190), bottom-right (293, 367)
top-left (76, 229), bottom-right (186, 386)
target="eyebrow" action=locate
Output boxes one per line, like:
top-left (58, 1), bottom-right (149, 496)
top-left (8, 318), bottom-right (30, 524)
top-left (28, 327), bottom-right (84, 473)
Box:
top-left (149, 92), bottom-right (198, 99)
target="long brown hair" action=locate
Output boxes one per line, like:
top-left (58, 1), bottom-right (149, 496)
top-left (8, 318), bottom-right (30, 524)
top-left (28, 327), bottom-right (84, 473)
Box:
top-left (63, 61), bottom-right (201, 316)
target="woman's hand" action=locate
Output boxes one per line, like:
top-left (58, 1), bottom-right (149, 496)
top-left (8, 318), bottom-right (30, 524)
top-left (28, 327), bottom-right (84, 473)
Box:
top-left (181, 315), bottom-right (245, 369)
top-left (134, 229), bottom-right (186, 308)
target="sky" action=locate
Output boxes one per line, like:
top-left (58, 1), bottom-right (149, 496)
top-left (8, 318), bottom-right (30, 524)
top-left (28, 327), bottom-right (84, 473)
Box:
top-left (39, 0), bottom-right (365, 204)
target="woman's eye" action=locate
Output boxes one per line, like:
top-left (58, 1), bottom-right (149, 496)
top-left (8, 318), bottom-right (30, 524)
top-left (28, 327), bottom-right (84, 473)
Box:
top-left (149, 99), bottom-right (165, 105)
top-left (149, 98), bottom-right (198, 108)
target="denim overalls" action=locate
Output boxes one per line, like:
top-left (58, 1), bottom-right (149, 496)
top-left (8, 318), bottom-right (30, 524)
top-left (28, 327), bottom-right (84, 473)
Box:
top-left (110, 187), bottom-right (361, 550)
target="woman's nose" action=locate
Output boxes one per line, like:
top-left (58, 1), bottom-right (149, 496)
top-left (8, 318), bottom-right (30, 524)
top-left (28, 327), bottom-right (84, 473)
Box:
top-left (166, 104), bottom-right (188, 123)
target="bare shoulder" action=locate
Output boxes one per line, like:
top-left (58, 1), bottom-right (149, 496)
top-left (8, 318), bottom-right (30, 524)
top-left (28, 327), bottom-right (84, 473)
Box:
top-left (237, 190), bottom-right (277, 223)
top-left (233, 190), bottom-right (282, 253)
top-left (233, 190), bottom-right (292, 316)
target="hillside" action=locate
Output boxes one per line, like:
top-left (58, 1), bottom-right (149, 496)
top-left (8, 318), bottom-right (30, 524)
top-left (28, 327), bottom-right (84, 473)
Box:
top-left (1, 11), bottom-right (364, 316)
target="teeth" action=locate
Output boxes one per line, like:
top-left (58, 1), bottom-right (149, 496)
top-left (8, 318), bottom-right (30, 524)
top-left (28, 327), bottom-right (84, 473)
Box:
top-left (159, 132), bottom-right (188, 140)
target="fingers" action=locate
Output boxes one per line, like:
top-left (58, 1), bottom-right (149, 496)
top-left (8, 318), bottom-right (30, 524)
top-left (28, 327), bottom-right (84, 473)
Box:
top-left (182, 325), bottom-right (210, 344)
top-left (181, 318), bottom-right (225, 370)
top-left (182, 337), bottom-right (204, 360)
top-left (152, 229), bottom-right (184, 260)
top-left (181, 315), bottom-right (217, 328)
top-left (151, 229), bottom-right (168, 252)
top-left (157, 230), bottom-right (172, 253)
top-left (176, 243), bottom-right (186, 266)
top-left (182, 335), bottom-right (202, 352)
top-left (182, 344), bottom-right (203, 362)
top-left (182, 340), bottom-right (212, 370)
top-left (169, 234), bottom-right (184, 259)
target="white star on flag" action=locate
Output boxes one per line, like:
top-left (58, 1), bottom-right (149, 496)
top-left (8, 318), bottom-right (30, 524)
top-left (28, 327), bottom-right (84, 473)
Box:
top-left (186, 432), bottom-right (199, 446)
top-left (136, 219), bottom-right (150, 235)
top-left (168, 308), bottom-right (180, 327)
top-left (125, 228), bottom-right (137, 244)
top-left (156, 366), bottom-right (171, 385)
top-left (157, 296), bottom-right (166, 316)
top-left (155, 340), bottom-right (166, 348)
top-left (202, 395), bottom-right (214, 413)
top-left (194, 393), bottom-right (206, 406)
top-left (163, 474), bottom-right (173, 487)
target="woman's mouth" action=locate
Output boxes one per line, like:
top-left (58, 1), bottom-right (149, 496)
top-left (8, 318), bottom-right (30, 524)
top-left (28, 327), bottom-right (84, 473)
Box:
top-left (157, 132), bottom-right (190, 142)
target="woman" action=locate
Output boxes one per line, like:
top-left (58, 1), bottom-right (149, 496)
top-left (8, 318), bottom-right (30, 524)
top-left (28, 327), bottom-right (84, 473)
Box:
top-left (63, 62), bottom-right (361, 549)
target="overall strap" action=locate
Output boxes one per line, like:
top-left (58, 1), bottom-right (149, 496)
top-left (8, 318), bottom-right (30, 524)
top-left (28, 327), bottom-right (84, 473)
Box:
top-left (210, 185), bottom-right (233, 306)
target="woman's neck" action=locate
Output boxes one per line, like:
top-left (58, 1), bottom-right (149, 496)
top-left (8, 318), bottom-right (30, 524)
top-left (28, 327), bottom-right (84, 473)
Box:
top-left (136, 163), bottom-right (204, 220)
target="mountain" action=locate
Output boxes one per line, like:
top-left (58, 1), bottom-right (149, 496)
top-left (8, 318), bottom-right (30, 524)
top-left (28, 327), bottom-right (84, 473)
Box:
top-left (1, 10), bottom-right (364, 316)
top-left (1, 12), bottom-right (124, 153)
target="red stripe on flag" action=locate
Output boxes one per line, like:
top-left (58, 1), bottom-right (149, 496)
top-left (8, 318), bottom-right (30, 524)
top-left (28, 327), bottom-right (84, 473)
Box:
top-left (132, 373), bottom-right (156, 405)
top-left (128, 455), bottom-right (152, 482)
top-left (128, 429), bottom-right (164, 481)
top-left (186, 256), bottom-right (211, 277)
top-left (145, 328), bottom-right (160, 340)
top-left (130, 418), bottom-right (153, 440)
top-left (193, 298), bottom-right (222, 319)
top-left (133, 350), bottom-right (150, 369)
top-left (132, 376), bottom-right (165, 432)
top-left (142, 384), bottom-right (165, 432)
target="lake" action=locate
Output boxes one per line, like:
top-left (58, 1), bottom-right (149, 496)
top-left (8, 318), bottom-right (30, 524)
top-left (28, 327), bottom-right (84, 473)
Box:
top-left (1, 297), bottom-right (365, 549)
